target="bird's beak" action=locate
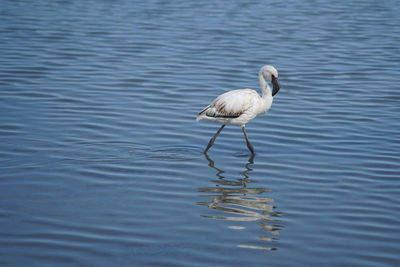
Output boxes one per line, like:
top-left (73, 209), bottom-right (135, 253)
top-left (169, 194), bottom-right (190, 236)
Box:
top-left (272, 76), bottom-right (280, 96)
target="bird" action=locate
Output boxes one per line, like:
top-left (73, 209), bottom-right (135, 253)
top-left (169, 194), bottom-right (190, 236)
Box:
top-left (196, 65), bottom-right (280, 154)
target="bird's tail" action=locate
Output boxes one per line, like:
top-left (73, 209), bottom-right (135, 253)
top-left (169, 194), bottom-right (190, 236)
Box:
top-left (196, 113), bottom-right (203, 122)
top-left (196, 105), bottom-right (209, 121)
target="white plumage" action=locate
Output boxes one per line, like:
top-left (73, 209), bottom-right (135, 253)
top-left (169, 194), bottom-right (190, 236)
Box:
top-left (197, 65), bottom-right (281, 154)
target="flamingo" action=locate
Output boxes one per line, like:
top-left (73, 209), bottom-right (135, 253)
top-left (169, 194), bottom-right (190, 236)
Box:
top-left (196, 65), bottom-right (281, 154)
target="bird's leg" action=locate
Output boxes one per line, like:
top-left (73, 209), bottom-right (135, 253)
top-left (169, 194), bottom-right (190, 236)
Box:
top-left (204, 124), bottom-right (226, 153)
top-left (241, 125), bottom-right (255, 154)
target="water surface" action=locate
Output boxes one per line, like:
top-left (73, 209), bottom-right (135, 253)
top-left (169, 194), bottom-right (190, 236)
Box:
top-left (1, 0), bottom-right (400, 266)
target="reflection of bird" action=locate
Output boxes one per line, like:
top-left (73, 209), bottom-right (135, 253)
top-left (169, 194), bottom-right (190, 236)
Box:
top-left (198, 153), bottom-right (283, 250)
top-left (199, 154), bottom-right (274, 222)
top-left (197, 65), bottom-right (281, 154)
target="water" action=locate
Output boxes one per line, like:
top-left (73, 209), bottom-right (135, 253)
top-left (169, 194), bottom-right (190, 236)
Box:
top-left (1, 0), bottom-right (400, 266)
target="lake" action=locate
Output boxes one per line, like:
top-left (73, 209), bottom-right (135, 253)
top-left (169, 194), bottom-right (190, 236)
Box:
top-left (1, 0), bottom-right (399, 266)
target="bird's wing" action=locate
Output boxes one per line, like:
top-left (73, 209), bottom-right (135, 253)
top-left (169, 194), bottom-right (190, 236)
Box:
top-left (201, 89), bottom-right (259, 118)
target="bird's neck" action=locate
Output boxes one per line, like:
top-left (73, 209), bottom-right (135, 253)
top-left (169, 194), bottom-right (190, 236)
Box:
top-left (259, 72), bottom-right (272, 98)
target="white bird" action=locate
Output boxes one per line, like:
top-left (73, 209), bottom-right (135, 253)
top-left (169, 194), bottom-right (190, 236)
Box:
top-left (197, 65), bottom-right (280, 154)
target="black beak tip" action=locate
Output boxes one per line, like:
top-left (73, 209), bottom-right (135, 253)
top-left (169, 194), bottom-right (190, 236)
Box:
top-left (272, 76), bottom-right (280, 96)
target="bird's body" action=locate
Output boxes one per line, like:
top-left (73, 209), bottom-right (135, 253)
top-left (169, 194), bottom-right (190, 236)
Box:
top-left (197, 65), bottom-right (280, 154)
top-left (197, 88), bottom-right (273, 126)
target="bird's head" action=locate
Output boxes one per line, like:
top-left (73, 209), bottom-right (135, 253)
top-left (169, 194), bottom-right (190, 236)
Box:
top-left (259, 65), bottom-right (280, 96)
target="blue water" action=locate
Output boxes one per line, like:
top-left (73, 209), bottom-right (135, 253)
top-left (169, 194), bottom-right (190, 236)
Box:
top-left (1, 0), bottom-right (400, 266)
